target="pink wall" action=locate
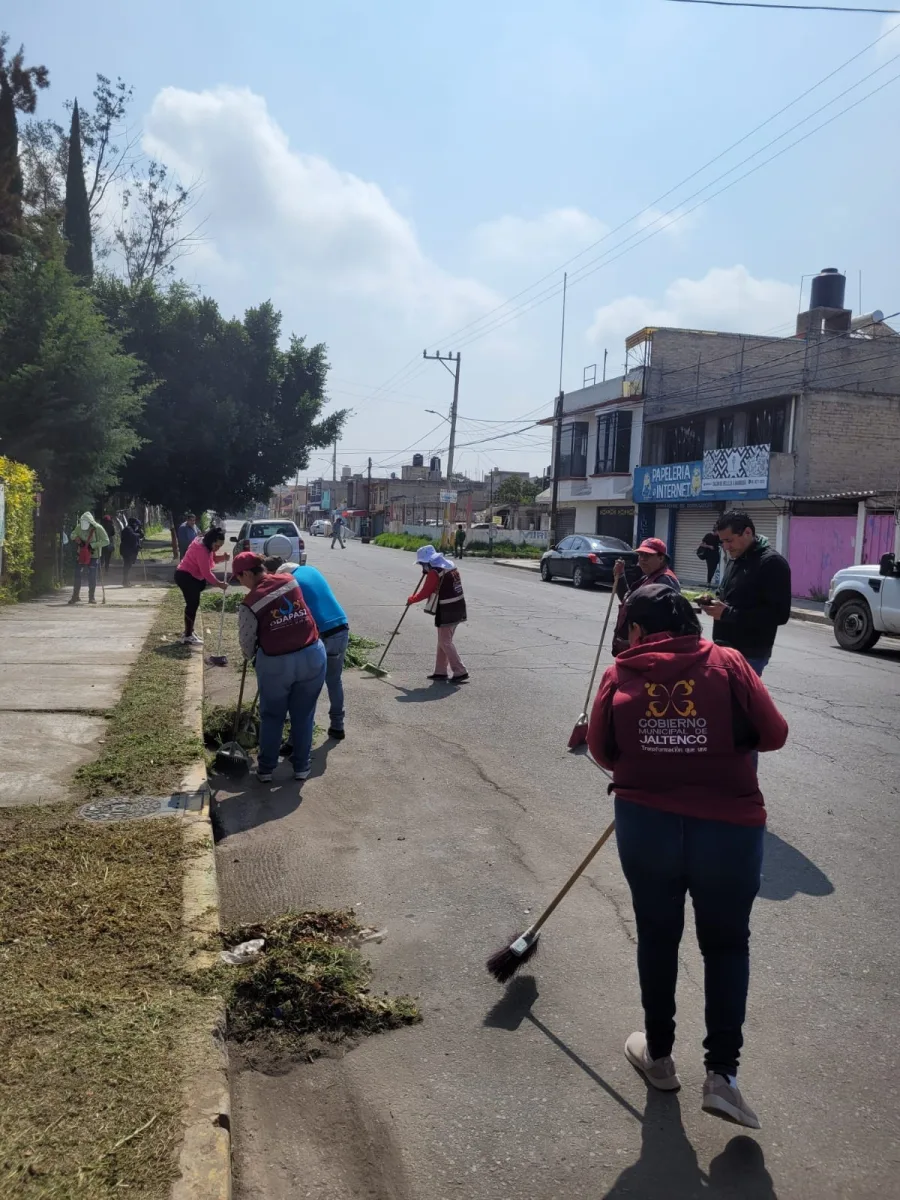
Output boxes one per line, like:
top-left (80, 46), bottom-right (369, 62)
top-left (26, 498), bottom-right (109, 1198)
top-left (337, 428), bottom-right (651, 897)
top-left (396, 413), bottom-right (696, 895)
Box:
top-left (788, 516), bottom-right (856, 599)
top-left (862, 513), bottom-right (894, 564)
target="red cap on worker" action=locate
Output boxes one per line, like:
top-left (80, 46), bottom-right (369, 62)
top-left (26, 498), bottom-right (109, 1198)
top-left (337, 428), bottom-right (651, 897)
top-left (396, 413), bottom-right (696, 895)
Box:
top-left (231, 551), bottom-right (264, 576)
top-left (636, 537), bottom-right (669, 556)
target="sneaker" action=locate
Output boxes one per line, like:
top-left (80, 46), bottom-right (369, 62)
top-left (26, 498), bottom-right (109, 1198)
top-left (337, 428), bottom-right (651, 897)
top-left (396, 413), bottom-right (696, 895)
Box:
top-left (183, 632), bottom-right (203, 645)
top-left (451, 672), bottom-right (470, 684)
top-left (702, 1072), bottom-right (760, 1129)
top-left (67, 597), bottom-right (81, 605)
top-left (427, 673), bottom-right (449, 681)
top-left (255, 768), bottom-right (273, 783)
top-left (294, 768), bottom-right (311, 781)
top-left (327, 728), bottom-right (346, 741)
top-left (88, 598), bottom-right (97, 605)
top-left (624, 1031), bottom-right (681, 1091)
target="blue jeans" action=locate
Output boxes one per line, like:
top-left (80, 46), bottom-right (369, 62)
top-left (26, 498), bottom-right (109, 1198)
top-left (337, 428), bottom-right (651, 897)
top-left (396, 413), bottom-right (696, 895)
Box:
top-left (322, 628), bottom-right (349, 732)
top-left (615, 797), bottom-right (764, 1076)
top-left (255, 641), bottom-right (326, 774)
top-left (72, 558), bottom-right (99, 600)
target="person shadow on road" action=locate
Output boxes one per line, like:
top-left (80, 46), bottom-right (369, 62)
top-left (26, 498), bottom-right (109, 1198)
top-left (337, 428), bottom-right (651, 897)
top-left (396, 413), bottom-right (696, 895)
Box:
top-left (602, 1088), bottom-right (777, 1200)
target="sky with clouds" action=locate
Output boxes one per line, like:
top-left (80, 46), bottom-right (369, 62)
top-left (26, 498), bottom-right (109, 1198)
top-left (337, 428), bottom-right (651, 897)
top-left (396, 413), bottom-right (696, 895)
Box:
top-left (13, 0), bottom-right (900, 479)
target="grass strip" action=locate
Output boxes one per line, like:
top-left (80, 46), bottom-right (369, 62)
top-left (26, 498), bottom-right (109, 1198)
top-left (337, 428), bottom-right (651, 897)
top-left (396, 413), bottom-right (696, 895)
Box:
top-left (75, 590), bottom-right (203, 800)
top-left (0, 797), bottom-right (198, 1198)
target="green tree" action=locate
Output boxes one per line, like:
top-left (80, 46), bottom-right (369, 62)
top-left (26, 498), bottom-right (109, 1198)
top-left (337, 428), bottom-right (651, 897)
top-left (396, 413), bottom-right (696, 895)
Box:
top-left (0, 33), bottom-right (49, 257)
top-left (0, 232), bottom-right (144, 573)
top-left (63, 101), bottom-right (92, 280)
top-left (93, 279), bottom-right (346, 520)
top-left (496, 475), bottom-right (541, 527)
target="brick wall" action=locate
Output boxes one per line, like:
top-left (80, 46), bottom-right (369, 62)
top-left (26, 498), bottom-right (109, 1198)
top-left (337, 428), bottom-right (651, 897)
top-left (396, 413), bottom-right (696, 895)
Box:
top-left (643, 328), bottom-right (900, 421)
top-left (797, 390), bottom-right (900, 495)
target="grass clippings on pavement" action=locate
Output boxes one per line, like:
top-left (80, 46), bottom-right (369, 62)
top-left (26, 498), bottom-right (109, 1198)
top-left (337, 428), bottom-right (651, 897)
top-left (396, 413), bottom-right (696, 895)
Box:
top-left (0, 803), bottom-right (200, 1200)
top-left (344, 633), bottom-right (379, 668)
top-left (75, 590), bottom-right (203, 801)
top-left (206, 911), bottom-right (421, 1055)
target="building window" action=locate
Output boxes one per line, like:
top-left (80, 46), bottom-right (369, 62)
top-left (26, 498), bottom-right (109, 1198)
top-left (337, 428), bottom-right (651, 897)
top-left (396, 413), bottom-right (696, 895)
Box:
top-left (595, 410), bottom-right (633, 474)
top-left (559, 421), bottom-right (588, 477)
top-left (662, 418), bottom-right (705, 464)
top-left (717, 414), bottom-right (734, 449)
top-left (747, 401), bottom-right (786, 452)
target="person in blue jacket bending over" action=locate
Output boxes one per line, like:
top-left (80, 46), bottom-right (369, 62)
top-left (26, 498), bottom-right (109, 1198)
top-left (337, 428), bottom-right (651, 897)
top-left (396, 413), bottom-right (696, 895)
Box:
top-left (266, 556), bottom-right (350, 741)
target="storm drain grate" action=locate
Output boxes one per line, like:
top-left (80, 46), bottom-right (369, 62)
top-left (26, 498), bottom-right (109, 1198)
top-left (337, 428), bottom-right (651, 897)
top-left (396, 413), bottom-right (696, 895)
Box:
top-left (79, 795), bottom-right (187, 822)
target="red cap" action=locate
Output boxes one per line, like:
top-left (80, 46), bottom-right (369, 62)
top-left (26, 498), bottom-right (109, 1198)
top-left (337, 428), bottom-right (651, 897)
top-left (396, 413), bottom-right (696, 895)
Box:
top-left (636, 537), bottom-right (668, 556)
top-left (231, 551), bottom-right (264, 576)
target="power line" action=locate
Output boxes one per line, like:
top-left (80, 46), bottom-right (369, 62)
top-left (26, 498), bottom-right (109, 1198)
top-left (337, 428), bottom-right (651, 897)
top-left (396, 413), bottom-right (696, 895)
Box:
top-left (666, 0), bottom-right (900, 12)
top-left (356, 19), bottom-right (900, 405)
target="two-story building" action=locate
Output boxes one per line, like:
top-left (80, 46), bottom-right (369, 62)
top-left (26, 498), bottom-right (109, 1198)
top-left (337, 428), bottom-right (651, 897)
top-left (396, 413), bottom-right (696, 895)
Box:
top-left (629, 268), bottom-right (900, 592)
top-left (539, 369), bottom-right (645, 544)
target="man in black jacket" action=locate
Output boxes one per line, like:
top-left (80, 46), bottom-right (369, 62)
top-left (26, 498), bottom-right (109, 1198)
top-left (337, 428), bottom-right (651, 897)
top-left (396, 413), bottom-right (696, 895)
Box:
top-left (698, 510), bottom-right (791, 677)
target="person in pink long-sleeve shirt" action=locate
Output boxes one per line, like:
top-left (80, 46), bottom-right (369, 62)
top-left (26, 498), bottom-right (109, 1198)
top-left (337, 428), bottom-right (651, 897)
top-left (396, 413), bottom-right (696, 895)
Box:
top-left (174, 525), bottom-right (227, 644)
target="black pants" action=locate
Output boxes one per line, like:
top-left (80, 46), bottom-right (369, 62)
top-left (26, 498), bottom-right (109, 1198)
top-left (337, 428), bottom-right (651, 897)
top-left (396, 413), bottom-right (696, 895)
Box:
top-left (615, 797), bottom-right (763, 1076)
top-left (705, 556), bottom-right (717, 585)
top-left (122, 553), bottom-right (137, 586)
top-left (174, 569), bottom-right (206, 635)
top-left (101, 545), bottom-right (113, 573)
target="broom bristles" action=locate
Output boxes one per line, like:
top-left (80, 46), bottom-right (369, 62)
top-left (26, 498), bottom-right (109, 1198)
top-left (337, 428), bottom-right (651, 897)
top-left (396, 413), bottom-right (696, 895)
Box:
top-left (485, 930), bottom-right (539, 983)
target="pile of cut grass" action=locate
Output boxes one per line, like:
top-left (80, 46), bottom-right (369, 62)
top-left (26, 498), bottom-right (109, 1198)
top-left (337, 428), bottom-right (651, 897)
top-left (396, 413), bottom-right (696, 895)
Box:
top-left (199, 589), bottom-right (244, 613)
top-left (0, 804), bottom-right (198, 1199)
top-left (206, 911), bottom-right (420, 1053)
top-left (345, 632), bottom-right (379, 668)
top-left (75, 590), bottom-right (203, 800)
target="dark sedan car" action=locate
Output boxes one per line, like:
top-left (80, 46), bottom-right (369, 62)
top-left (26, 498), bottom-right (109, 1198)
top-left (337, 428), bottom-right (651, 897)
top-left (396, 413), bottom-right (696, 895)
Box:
top-left (540, 534), bottom-right (639, 589)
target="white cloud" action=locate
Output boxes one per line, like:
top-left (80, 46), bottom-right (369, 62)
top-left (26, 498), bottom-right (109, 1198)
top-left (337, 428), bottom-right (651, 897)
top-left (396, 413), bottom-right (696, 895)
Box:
top-left (587, 265), bottom-right (797, 348)
top-left (470, 208), bottom-right (607, 264)
top-left (876, 14), bottom-right (900, 60)
top-left (142, 86), bottom-right (498, 327)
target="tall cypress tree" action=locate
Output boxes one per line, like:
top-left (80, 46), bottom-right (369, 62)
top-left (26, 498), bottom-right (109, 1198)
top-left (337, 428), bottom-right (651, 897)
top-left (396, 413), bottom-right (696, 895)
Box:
top-left (0, 36), bottom-right (49, 259)
top-left (63, 101), bottom-right (92, 280)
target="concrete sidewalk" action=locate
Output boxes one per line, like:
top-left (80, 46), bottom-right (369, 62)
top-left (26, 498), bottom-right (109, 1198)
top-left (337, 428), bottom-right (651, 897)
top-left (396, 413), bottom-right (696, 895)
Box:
top-left (0, 585), bottom-right (165, 806)
top-left (492, 556), bottom-right (831, 625)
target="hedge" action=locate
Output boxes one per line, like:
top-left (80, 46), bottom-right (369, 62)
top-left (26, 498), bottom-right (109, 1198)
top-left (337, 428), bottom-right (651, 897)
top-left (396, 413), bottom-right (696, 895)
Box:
top-left (372, 533), bottom-right (438, 552)
top-left (0, 457), bottom-right (39, 604)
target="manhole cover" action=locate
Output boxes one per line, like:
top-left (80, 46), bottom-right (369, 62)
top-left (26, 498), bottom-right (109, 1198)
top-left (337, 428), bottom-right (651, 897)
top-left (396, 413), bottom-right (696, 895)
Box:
top-left (79, 795), bottom-right (175, 822)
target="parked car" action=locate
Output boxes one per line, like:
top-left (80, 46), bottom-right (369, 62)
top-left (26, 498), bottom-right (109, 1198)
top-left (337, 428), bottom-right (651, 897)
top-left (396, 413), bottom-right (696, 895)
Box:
top-left (310, 519), bottom-right (332, 537)
top-left (825, 552), bottom-right (900, 651)
top-left (231, 520), bottom-right (307, 565)
top-left (540, 534), bottom-right (638, 589)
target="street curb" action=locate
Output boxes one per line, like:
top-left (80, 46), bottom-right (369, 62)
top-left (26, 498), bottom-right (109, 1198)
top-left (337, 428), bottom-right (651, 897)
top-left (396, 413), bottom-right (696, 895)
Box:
top-left (171, 645), bottom-right (231, 1200)
top-left (491, 558), bottom-right (831, 625)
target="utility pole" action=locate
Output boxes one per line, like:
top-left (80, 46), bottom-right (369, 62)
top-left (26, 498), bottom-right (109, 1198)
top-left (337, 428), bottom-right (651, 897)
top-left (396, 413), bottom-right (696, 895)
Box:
top-left (549, 272), bottom-right (567, 549)
top-left (423, 349), bottom-right (461, 549)
top-left (362, 455), bottom-right (372, 544)
top-left (489, 468), bottom-right (495, 558)
top-left (332, 439), bottom-right (337, 487)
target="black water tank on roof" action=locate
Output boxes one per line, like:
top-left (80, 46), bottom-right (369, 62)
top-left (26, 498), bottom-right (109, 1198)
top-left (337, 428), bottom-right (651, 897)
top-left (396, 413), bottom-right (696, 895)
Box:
top-left (430, 456), bottom-right (441, 473)
top-left (810, 267), bottom-right (846, 311)
top-left (412, 453), bottom-right (424, 467)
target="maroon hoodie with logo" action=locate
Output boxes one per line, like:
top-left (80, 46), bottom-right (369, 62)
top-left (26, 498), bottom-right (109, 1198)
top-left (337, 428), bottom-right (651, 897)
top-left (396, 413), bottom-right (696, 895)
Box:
top-left (587, 632), bottom-right (788, 826)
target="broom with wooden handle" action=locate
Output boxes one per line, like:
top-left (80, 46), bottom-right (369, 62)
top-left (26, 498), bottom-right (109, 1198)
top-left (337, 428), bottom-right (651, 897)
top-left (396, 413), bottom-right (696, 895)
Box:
top-left (567, 583), bottom-right (618, 749)
top-left (486, 819), bottom-right (616, 983)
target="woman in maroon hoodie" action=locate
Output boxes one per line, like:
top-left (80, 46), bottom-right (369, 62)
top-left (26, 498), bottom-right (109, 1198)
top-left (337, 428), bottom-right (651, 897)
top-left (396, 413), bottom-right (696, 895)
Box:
top-left (587, 584), bottom-right (787, 1130)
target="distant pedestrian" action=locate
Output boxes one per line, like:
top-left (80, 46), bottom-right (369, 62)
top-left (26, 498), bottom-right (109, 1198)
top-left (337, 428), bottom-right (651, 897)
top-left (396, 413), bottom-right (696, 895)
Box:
top-left (331, 515), bottom-right (346, 549)
top-left (698, 511), bottom-right (792, 678)
top-left (174, 525), bottom-right (228, 645)
top-left (696, 526), bottom-right (721, 587)
top-left (119, 518), bottom-right (142, 587)
top-left (176, 513), bottom-right (199, 558)
top-left (454, 524), bottom-right (467, 558)
top-left (588, 584), bottom-right (788, 1131)
top-left (68, 512), bottom-right (109, 605)
top-left (611, 538), bottom-right (680, 655)
top-left (407, 544), bottom-right (468, 683)
top-left (233, 552), bottom-right (326, 782)
top-left (99, 515), bottom-right (116, 574)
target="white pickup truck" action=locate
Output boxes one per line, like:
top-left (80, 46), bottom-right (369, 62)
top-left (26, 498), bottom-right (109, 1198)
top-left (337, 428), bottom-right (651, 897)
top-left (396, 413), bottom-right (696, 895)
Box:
top-left (825, 553), bottom-right (900, 652)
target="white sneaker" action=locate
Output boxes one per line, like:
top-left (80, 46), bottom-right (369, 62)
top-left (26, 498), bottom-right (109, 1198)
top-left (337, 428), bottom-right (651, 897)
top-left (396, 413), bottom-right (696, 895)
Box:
top-left (625, 1031), bottom-right (681, 1091)
top-left (702, 1072), bottom-right (760, 1129)
top-left (183, 632), bottom-right (203, 645)
top-left (255, 768), bottom-right (273, 783)
top-left (294, 768), bottom-right (311, 781)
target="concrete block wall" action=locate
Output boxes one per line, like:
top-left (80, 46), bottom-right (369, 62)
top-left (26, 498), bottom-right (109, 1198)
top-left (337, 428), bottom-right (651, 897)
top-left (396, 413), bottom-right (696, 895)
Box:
top-left (795, 391), bottom-right (900, 495)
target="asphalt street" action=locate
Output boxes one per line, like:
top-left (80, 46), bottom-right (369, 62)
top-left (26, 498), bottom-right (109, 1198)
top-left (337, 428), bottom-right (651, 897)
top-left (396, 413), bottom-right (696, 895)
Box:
top-left (216, 528), bottom-right (900, 1200)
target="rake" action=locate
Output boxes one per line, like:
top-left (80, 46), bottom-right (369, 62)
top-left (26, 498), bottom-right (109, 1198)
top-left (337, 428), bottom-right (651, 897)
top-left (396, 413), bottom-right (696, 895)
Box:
top-left (214, 659), bottom-right (252, 778)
